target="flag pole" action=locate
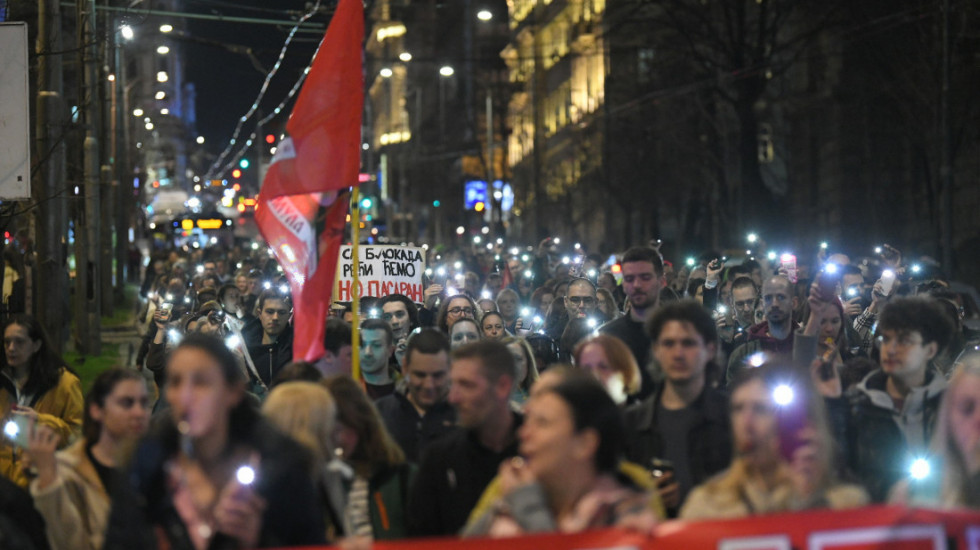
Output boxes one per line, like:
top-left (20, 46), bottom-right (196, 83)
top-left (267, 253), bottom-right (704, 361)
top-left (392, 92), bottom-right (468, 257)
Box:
top-left (350, 186), bottom-right (362, 381)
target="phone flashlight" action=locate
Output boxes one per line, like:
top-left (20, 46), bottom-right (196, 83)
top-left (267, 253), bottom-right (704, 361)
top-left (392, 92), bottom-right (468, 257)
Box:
top-left (369, 308), bottom-right (380, 318)
top-left (279, 284), bottom-right (289, 294)
top-left (236, 465), bottom-right (256, 486)
top-left (909, 458), bottom-right (930, 481)
top-left (747, 233), bottom-right (758, 243)
top-left (532, 315), bottom-right (543, 324)
top-left (772, 384), bottom-right (794, 406)
top-left (767, 251), bottom-right (777, 261)
top-left (686, 257), bottom-right (695, 267)
top-left (874, 246), bottom-right (883, 255)
top-left (473, 236), bottom-right (481, 244)
top-left (436, 266), bottom-right (447, 277)
top-left (262, 281), bottom-right (272, 289)
top-left (196, 265), bottom-right (204, 274)
top-left (524, 270), bottom-right (533, 279)
top-left (481, 290), bottom-right (492, 300)
top-left (562, 256), bottom-right (570, 265)
top-left (574, 242), bottom-right (581, 249)
top-left (521, 307), bottom-right (531, 317)
top-left (446, 286), bottom-right (458, 296)
top-left (510, 247), bottom-right (519, 256)
top-left (425, 268), bottom-right (433, 277)
top-left (587, 269), bottom-right (597, 278)
top-left (911, 264), bottom-right (922, 274)
top-left (553, 238), bottom-right (560, 245)
top-left (587, 317), bottom-right (598, 328)
top-left (225, 334), bottom-right (241, 349)
top-left (716, 304), bottom-right (728, 315)
top-left (453, 261), bottom-right (462, 270)
top-left (820, 242), bottom-right (828, 250)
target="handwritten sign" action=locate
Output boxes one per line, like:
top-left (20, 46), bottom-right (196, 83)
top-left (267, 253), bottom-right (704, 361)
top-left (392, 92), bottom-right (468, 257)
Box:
top-left (335, 245), bottom-right (425, 302)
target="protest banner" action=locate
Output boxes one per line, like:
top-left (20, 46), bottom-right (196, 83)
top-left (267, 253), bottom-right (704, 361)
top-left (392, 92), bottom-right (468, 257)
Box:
top-left (335, 244), bottom-right (425, 303)
top-left (275, 506), bottom-right (979, 550)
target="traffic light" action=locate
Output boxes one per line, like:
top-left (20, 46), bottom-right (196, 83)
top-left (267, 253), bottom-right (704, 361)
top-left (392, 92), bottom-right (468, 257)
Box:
top-left (265, 134), bottom-right (276, 144)
top-left (239, 158), bottom-right (250, 169)
top-left (231, 168), bottom-right (242, 179)
top-left (360, 196), bottom-right (374, 209)
top-left (433, 200), bottom-right (441, 207)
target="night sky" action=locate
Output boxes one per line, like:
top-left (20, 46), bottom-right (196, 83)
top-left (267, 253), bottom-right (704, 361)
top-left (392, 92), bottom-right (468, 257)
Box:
top-left (183, 0), bottom-right (335, 154)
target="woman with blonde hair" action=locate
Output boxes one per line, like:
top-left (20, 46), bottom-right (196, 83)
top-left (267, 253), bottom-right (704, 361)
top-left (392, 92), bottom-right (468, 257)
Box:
top-left (890, 352), bottom-right (980, 509)
top-left (680, 365), bottom-right (867, 519)
top-left (262, 381), bottom-right (346, 540)
top-left (500, 336), bottom-right (540, 405)
top-left (572, 334), bottom-right (641, 405)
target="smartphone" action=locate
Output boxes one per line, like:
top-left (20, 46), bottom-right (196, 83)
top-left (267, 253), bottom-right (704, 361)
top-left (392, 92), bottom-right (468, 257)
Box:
top-left (780, 254), bottom-right (798, 284)
top-left (880, 269), bottom-right (896, 296)
top-left (815, 268), bottom-right (840, 302)
top-left (159, 302), bottom-right (174, 321)
top-left (775, 399), bottom-right (808, 462)
top-left (3, 415), bottom-right (31, 448)
top-left (649, 458), bottom-right (675, 483)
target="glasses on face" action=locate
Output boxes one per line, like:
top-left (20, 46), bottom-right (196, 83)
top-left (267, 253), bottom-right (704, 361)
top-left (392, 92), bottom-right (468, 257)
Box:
top-left (448, 307), bottom-right (475, 316)
top-left (566, 296), bottom-right (596, 306)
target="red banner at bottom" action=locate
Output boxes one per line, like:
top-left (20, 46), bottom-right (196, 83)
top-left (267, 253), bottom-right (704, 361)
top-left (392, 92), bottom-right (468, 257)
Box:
top-left (290, 506), bottom-right (980, 550)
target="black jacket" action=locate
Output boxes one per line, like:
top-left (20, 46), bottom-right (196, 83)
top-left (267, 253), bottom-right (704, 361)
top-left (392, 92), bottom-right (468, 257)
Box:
top-left (622, 382), bottom-right (732, 513)
top-left (103, 410), bottom-right (325, 550)
top-left (375, 387), bottom-right (456, 463)
top-left (242, 318), bottom-right (293, 387)
top-left (407, 413), bottom-right (522, 537)
top-left (599, 315), bottom-right (654, 399)
top-left (846, 368), bottom-right (946, 502)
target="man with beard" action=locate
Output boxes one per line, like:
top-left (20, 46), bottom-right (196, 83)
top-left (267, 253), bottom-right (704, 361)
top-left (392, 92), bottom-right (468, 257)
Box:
top-left (726, 275), bottom-right (804, 385)
top-left (242, 290), bottom-right (293, 387)
top-left (600, 246), bottom-right (667, 399)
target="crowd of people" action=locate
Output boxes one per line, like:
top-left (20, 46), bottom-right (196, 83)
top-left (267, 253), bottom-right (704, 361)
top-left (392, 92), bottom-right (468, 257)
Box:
top-left (0, 234), bottom-right (978, 549)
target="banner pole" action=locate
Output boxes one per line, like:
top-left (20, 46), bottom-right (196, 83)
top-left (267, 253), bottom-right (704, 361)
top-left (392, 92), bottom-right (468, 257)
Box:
top-left (350, 186), bottom-right (362, 381)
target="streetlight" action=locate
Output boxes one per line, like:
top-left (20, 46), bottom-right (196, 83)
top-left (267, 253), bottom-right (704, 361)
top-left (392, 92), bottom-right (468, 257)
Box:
top-left (398, 52), bottom-right (412, 62)
top-left (120, 25), bottom-right (134, 40)
top-left (155, 91), bottom-right (166, 100)
top-left (477, 9), bottom-right (493, 21)
top-left (196, 136), bottom-right (205, 144)
top-left (379, 67), bottom-right (393, 78)
top-left (439, 66), bottom-right (455, 139)
top-left (159, 24), bottom-right (173, 33)
top-left (133, 108), bottom-right (144, 117)
top-left (156, 71), bottom-right (169, 82)
top-left (156, 45), bottom-right (170, 54)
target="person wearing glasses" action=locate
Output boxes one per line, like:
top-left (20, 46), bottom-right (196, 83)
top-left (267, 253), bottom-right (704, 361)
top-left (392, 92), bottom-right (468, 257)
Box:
top-left (847, 296), bottom-right (952, 502)
top-left (436, 294), bottom-right (481, 334)
top-left (564, 279), bottom-right (598, 320)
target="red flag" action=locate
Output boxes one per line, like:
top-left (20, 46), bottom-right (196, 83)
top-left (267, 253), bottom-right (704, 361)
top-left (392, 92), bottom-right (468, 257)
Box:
top-left (255, 0), bottom-right (363, 362)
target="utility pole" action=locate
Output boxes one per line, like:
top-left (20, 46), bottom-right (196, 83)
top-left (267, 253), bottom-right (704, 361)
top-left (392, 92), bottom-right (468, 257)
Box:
top-left (36, 0), bottom-right (68, 354)
top-left (75, 0), bottom-right (102, 355)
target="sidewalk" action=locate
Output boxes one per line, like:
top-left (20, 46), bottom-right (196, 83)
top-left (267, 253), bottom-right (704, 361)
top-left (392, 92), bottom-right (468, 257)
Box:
top-left (65, 284), bottom-right (150, 392)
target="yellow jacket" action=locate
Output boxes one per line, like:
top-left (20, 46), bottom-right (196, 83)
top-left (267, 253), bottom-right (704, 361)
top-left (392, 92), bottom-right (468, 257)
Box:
top-left (31, 439), bottom-right (109, 550)
top-left (0, 369), bottom-right (84, 487)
